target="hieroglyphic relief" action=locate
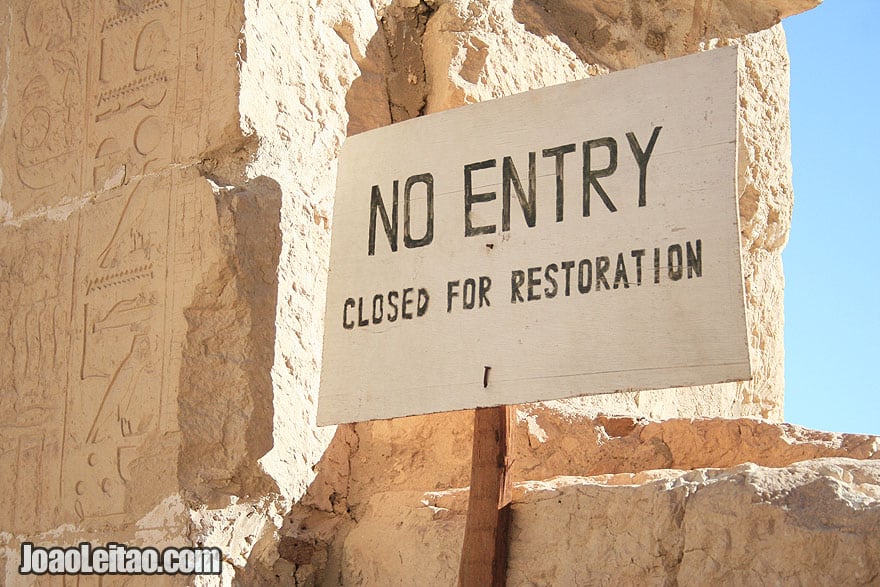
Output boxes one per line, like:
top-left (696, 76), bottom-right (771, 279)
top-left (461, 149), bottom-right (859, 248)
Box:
top-left (0, 0), bottom-right (89, 213)
top-left (64, 170), bottom-right (171, 522)
top-left (2, 0), bottom-right (234, 535)
top-left (62, 165), bottom-right (215, 525)
top-left (0, 0), bottom-right (180, 210)
top-left (0, 221), bottom-right (74, 533)
top-left (47, 0), bottom-right (179, 525)
top-left (60, 0), bottom-right (225, 525)
top-left (85, 0), bottom-right (179, 190)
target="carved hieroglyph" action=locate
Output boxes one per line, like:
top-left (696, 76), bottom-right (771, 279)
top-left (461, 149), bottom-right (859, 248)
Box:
top-left (0, 218), bottom-right (73, 533)
top-left (1, 0), bottom-right (238, 535)
top-left (63, 167), bottom-right (215, 526)
top-left (0, 0), bottom-right (828, 583)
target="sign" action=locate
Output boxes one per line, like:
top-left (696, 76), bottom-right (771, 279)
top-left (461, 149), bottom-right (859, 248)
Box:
top-left (318, 47), bottom-right (750, 425)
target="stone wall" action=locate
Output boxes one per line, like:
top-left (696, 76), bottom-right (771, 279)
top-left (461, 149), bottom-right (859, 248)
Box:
top-left (1, 0), bottom-right (247, 580)
top-left (343, 458), bottom-right (880, 585)
top-left (4, 0), bottom-right (873, 585)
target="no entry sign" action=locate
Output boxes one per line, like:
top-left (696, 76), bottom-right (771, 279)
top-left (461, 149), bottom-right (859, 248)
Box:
top-left (318, 47), bottom-right (750, 425)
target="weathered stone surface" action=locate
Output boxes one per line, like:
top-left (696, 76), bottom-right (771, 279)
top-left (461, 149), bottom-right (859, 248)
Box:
top-left (0, 0), bottom-right (277, 583)
top-left (516, 412), bottom-right (880, 481)
top-left (421, 0), bottom-right (601, 112)
top-left (348, 412), bottom-right (879, 510)
top-left (508, 0), bottom-right (818, 72)
top-left (0, 0), bottom-right (835, 584)
top-left (178, 177), bottom-right (283, 506)
top-left (340, 458), bottom-right (880, 585)
top-left (0, 0), bottom-right (243, 220)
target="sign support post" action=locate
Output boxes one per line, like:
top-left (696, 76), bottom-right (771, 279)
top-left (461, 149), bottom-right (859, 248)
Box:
top-left (319, 46), bottom-right (750, 581)
top-left (458, 404), bottom-right (516, 586)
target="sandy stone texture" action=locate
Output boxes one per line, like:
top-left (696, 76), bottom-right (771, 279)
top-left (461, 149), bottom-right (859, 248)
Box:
top-left (0, 0), bottom-right (279, 582)
top-left (287, 413), bottom-right (878, 584)
top-left (340, 458), bottom-right (880, 585)
top-left (344, 412), bottom-right (880, 507)
top-left (3, 0), bottom-right (863, 585)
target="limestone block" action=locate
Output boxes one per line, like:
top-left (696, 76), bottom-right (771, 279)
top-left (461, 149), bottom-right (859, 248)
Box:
top-left (236, 0), bottom-right (388, 508)
top-left (0, 1), bottom-right (289, 583)
top-left (348, 412), bottom-right (879, 509)
top-left (0, 167), bottom-right (288, 584)
top-left (0, 164), bottom-right (216, 535)
top-left (513, 412), bottom-right (880, 480)
top-left (339, 458), bottom-right (880, 585)
top-left (0, 0), bottom-right (830, 585)
top-left (421, 0), bottom-right (600, 112)
top-left (0, 0), bottom-right (243, 219)
top-left (503, 0), bottom-right (818, 72)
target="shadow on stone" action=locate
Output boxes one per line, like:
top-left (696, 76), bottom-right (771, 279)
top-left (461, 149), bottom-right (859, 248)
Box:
top-left (178, 175), bottom-right (283, 506)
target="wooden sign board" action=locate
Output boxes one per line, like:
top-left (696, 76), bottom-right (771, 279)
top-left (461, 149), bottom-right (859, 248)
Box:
top-left (318, 47), bottom-right (750, 425)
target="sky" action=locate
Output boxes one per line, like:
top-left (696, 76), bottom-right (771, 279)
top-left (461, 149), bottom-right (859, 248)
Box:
top-left (782, 0), bottom-right (879, 436)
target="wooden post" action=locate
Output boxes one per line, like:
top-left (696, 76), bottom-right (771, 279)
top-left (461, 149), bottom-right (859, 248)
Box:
top-left (458, 405), bottom-right (516, 587)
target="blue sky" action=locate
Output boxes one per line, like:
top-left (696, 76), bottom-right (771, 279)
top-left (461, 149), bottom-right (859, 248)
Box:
top-left (783, 0), bottom-right (879, 435)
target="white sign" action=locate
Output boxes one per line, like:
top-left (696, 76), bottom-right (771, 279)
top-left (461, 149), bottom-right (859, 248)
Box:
top-left (318, 47), bottom-right (750, 425)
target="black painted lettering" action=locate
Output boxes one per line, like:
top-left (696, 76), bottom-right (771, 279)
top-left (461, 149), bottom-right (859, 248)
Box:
top-left (595, 256), bottom-right (611, 290)
top-left (464, 160), bottom-right (497, 236)
top-left (544, 264), bottom-right (559, 298)
top-left (613, 253), bottom-right (629, 289)
top-left (686, 240), bottom-right (702, 278)
top-left (583, 138), bottom-right (618, 216)
top-left (561, 261), bottom-right (575, 296)
top-left (372, 294), bottom-right (383, 324)
top-left (577, 259), bottom-right (592, 294)
top-left (479, 276), bottom-right (492, 307)
top-left (631, 249), bottom-right (645, 286)
top-left (402, 287), bottom-right (414, 319)
top-left (654, 247), bottom-right (661, 284)
top-left (388, 290), bottom-right (399, 322)
top-left (417, 288), bottom-right (430, 317)
top-left (447, 280), bottom-right (460, 313)
top-left (502, 154), bottom-right (537, 231)
top-left (343, 298), bottom-right (355, 330)
top-left (626, 126), bottom-right (662, 207)
top-left (668, 244), bottom-right (683, 281)
top-left (368, 182), bottom-right (398, 255)
top-left (511, 270), bottom-right (525, 303)
top-left (357, 297), bottom-right (369, 327)
top-left (463, 278), bottom-right (476, 309)
top-left (403, 173), bottom-right (434, 249)
top-left (542, 144), bottom-right (576, 222)
top-left (527, 267), bottom-right (541, 301)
